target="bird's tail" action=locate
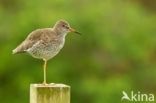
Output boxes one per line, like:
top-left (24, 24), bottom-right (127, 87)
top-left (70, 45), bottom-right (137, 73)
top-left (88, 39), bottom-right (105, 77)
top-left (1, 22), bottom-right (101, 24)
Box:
top-left (12, 47), bottom-right (25, 54)
top-left (12, 49), bottom-right (16, 54)
top-left (12, 48), bottom-right (20, 54)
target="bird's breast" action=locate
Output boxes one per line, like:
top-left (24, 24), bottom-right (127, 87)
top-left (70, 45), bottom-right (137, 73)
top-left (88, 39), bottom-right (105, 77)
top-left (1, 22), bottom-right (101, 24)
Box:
top-left (27, 33), bottom-right (66, 60)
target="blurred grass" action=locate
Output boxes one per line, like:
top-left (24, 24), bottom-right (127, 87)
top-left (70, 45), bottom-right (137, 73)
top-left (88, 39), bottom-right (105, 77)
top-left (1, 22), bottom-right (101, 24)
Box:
top-left (0, 0), bottom-right (156, 103)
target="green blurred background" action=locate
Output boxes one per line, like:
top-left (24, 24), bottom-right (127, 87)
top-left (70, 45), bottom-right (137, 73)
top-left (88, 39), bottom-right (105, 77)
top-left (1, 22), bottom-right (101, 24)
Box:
top-left (0, 0), bottom-right (156, 103)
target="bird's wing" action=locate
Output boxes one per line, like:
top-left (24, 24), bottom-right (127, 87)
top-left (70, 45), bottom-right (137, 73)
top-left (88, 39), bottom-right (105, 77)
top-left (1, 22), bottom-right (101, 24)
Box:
top-left (12, 28), bottom-right (55, 54)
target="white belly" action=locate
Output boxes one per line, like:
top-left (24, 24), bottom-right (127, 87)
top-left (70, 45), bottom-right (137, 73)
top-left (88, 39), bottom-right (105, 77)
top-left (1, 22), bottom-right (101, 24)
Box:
top-left (27, 36), bottom-right (66, 60)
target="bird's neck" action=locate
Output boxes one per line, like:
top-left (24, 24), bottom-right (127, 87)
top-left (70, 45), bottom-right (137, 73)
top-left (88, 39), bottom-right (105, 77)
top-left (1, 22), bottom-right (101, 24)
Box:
top-left (57, 31), bottom-right (67, 37)
top-left (53, 28), bottom-right (67, 37)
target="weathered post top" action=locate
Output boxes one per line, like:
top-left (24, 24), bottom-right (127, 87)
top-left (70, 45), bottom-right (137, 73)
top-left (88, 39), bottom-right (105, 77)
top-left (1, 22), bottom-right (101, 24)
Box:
top-left (30, 83), bottom-right (70, 103)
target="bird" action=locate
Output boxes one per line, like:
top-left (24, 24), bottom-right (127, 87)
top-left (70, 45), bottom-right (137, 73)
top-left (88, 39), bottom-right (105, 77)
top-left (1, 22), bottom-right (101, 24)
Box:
top-left (12, 20), bottom-right (80, 85)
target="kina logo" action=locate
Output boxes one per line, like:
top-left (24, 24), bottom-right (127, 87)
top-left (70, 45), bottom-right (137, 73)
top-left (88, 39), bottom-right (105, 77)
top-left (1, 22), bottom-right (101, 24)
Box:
top-left (121, 91), bottom-right (154, 102)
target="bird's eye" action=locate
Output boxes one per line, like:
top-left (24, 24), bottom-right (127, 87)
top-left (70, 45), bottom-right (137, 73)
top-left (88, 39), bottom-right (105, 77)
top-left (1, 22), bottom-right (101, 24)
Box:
top-left (62, 24), bottom-right (65, 27)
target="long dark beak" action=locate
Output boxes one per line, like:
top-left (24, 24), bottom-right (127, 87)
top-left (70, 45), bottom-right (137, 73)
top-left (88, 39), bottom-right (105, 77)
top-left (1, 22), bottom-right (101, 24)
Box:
top-left (69, 28), bottom-right (81, 35)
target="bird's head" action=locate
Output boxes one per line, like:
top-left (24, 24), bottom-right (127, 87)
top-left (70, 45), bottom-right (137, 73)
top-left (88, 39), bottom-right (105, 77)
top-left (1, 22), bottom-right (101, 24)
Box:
top-left (54, 20), bottom-right (81, 35)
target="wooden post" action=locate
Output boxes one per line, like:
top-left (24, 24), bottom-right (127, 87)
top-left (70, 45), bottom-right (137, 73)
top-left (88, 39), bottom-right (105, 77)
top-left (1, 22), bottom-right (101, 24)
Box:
top-left (30, 83), bottom-right (70, 103)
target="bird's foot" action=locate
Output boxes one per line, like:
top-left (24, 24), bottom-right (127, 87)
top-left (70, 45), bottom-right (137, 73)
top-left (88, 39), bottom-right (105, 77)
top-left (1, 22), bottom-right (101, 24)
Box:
top-left (42, 82), bottom-right (48, 85)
